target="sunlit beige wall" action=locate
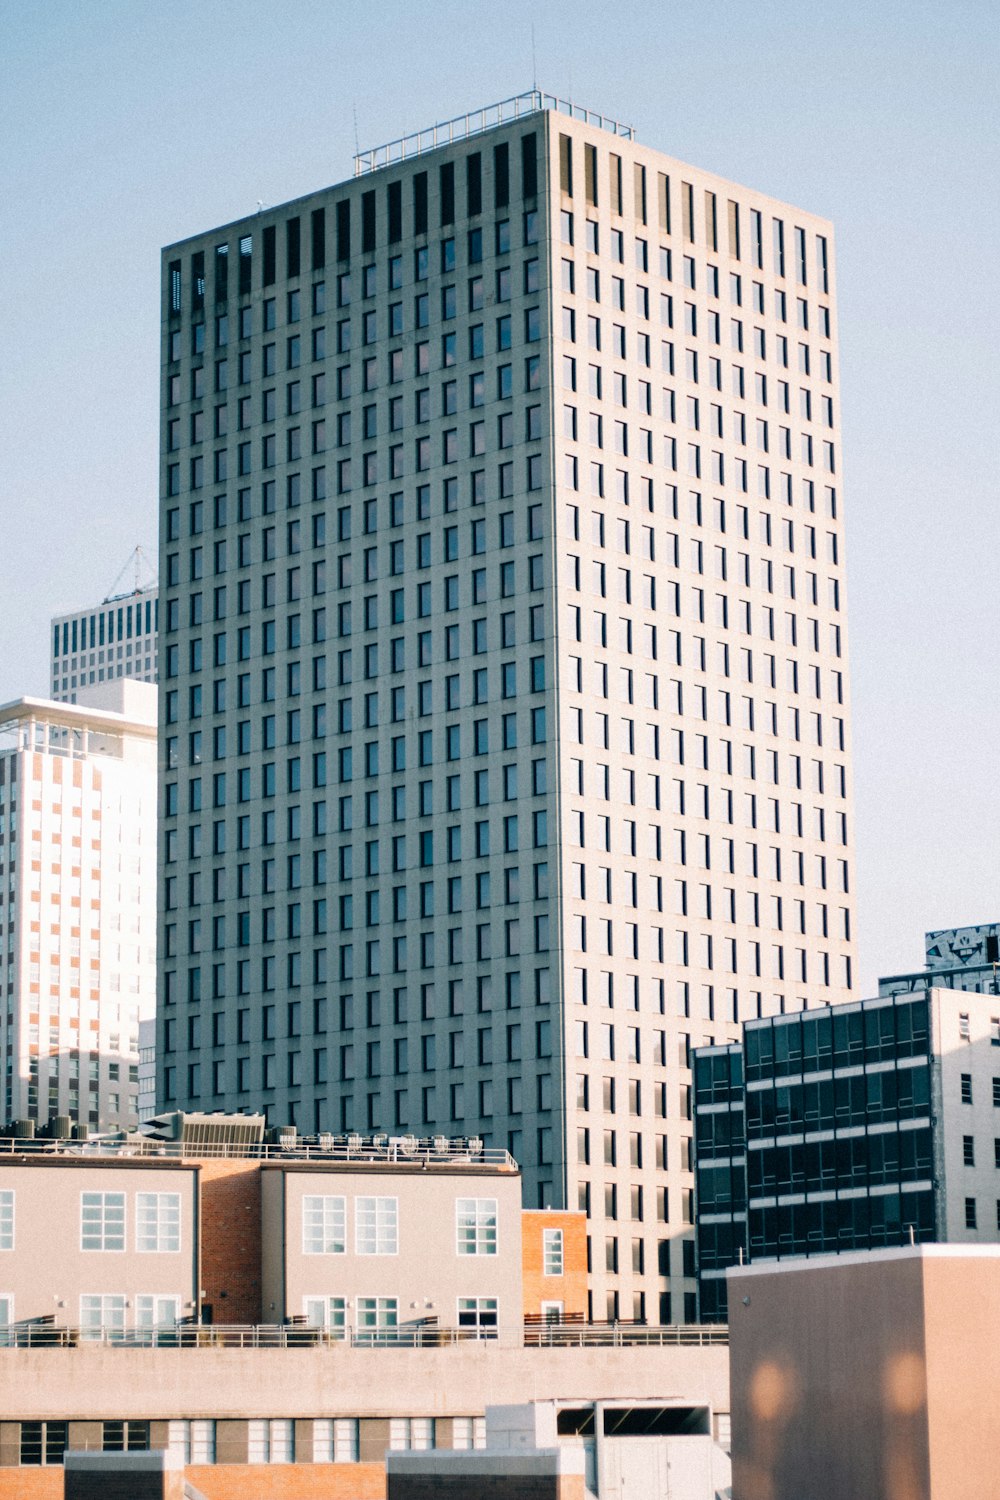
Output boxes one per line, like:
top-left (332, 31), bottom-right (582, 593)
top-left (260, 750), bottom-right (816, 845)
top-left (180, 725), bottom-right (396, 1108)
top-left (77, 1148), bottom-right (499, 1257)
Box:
top-left (728, 1245), bottom-right (1000, 1500)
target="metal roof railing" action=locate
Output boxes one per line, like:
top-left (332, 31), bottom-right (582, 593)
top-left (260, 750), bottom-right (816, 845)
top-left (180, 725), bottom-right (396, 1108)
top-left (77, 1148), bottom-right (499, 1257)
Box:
top-left (0, 1320), bottom-right (728, 1351)
top-left (0, 1134), bottom-right (516, 1170)
top-left (354, 89), bottom-right (634, 175)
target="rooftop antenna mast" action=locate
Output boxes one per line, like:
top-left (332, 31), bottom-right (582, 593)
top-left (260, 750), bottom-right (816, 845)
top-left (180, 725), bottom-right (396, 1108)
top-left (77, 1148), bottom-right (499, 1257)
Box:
top-left (103, 545), bottom-right (157, 604)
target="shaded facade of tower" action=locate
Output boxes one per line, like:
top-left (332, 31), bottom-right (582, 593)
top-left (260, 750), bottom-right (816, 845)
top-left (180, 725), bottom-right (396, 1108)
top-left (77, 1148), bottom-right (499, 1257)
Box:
top-left (158, 96), bottom-right (855, 1318)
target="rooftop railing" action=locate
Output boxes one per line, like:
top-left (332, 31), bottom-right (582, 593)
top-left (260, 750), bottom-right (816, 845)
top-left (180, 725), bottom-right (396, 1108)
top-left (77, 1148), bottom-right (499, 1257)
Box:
top-left (0, 1134), bottom-right (515, 1169)
top-left (354, 89), bottom-right (634, 175)
top-left (0, 1320), bottom-right (728, 1351)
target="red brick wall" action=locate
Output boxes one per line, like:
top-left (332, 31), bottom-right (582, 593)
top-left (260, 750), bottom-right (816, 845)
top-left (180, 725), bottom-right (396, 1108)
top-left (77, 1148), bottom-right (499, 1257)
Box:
top-left (521, 1211), bottom-right (588, 1319)
top-left (0, 1465), bottom-right (385, 1500)
top-left (0, 1474), bottom-right (61, 1500)
top-left (198, 1161), bottom-right (263, 1324)
top-left (186, 1462), bottom-right (385, 1498)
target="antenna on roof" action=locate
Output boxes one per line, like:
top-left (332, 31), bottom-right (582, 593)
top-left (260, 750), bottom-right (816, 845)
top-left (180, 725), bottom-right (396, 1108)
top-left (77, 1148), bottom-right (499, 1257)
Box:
top-left (531, 24), bottom-right (538, 91)
top-left (103, 546), bottom-right (157, 604)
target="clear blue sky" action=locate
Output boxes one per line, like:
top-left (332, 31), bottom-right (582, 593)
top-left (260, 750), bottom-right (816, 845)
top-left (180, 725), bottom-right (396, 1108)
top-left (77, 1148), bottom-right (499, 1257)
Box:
top-left (1, 0), bottom-right (997, 991)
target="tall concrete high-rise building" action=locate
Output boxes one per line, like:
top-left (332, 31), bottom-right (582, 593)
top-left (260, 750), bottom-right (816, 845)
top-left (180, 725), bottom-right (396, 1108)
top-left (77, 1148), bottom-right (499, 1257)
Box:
top-left (0, 680), bottom-right (157, 1131)
top-left (158, 92), bottom-right (855, 1319)
top-left (51, 570), bottom-right (159, 704)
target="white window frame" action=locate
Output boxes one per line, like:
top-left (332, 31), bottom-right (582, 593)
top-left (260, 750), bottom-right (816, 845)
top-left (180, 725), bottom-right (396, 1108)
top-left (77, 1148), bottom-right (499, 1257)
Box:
top-left (248, 1418), bottom-right (294, 1465)
top-left (542, 1226), bottom-right (564, 1276)
top-left (456, 1198), bottom-right (498, 1256)
top-left (302, 1195), bottom-right (346, 1255)
top-left (356, 1295), bottom-right (398, 1342)
top-left (80, 1191), bottom-right (126, 1252)
top-left (389, 1417), bottom-right (436, 1451)
top-left (135, 1294), bottom-right (181, 1329)
top-left (457, 1296), bottom-right (499, 1337)
top-left (0, 1293), bottom-right (13, 1344)
top-left (168, 1419), bottom-right (216, 1464)
top-left (355, 1196), bottom-right (398, 1256)
top-left (451, 1415), bottom-right (487, 1450)
top-left (135, 1193), bottom-right (181, 1253)
top-left (79, 1293), bottom-right (126, 1340)
top-left (0, 1190), bottom-right (13, 1251)
top-left (313, 1417), bottom-right (359, 1463)
top-left (303, 1295), bottom-right (347, 1339)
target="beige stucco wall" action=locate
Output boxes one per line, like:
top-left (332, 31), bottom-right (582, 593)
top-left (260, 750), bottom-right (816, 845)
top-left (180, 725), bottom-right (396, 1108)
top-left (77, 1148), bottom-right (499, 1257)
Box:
top-left (728, 1246), bottom-right (1000, 1500)
top-left (0, 1342), bottom-right (729, 1422)
top-left (921, 1254), bottom-right (1000, 1495)
top-left (0, 1160), bottom-right (198, 1325)
top-left (262, 1162), bottom-right (525, 1344)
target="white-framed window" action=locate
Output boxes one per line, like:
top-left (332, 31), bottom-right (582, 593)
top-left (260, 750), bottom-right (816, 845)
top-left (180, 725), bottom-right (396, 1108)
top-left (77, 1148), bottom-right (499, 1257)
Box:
top-left (81, 1192), bottom-right (125, 1251)
top-left (135, 1193), bottom-right (181, 1253)
top-left (135, 1295), bottom-right (181, 1329)
top-left (0, 1190), bottom-right (13, 1251)
top-left (304, 1296), bottom-right (347, 1338)
top-left (248, 1419), bottom-right (294, 1464)
top-left (389, 1417), bottom-right (436, 1450)
top-left (79, 1294), bottom-right (126, 1340)
top-left (457, 1296), bottom-right (498, 1336)
top-left (456, 1198), bottom-right (498, 1256)
top-left (543, 1227), bottom-right (564, 1275)
top-left (303, 1195), bottom-right (346, 1254)
top-left (313, 1417), bottom-right (359, 1462)
top-left (356, 1196), bottom-right (398, 1255)
top-left (0, 1294), bottom-right (13, 1344)
top-left (356, 1296), bottom-right (398, 1342)
top-left (452, 1416), bottom-right (487, 1451)
top-left (168, 1419), bottom-right (216, 1463)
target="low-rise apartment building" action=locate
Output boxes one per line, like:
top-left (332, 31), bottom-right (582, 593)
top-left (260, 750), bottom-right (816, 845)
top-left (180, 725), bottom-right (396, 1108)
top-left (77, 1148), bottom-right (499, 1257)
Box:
top-left (0, 1123), bottom-right (552, 1345)
top-left (0, 1122), bottom-right (725, 1497)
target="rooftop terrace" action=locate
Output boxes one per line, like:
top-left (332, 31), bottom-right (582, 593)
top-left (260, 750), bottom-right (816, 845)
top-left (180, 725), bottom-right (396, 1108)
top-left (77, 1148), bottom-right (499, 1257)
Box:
top-left (353, 88), bottom-right (634, 176)
top-left (0, 1131), bottom-right (517, 1170)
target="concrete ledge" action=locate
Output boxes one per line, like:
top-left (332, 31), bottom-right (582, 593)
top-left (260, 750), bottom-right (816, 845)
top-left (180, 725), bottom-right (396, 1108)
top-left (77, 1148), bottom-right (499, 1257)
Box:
top-left (65, 1451), bottom-right (182, 1472)
top-left (387, 1449), bottom-right (585, 1476)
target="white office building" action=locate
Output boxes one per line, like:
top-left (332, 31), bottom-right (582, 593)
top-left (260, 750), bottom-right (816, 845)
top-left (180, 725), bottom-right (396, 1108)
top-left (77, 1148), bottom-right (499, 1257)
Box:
top-left (0, 680), bottom-right (157, 1130)
top-left (158, 92), bottom-right (855, 1318)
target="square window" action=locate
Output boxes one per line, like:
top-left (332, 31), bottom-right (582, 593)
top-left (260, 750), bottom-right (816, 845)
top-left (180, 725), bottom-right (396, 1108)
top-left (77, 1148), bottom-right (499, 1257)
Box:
top-left (356, 1196), bottom-right (398, 1255)
top-left (302, 1195), bottom-right (346, 1254)
top-left (81, 1192), bottom-right (125, 1252)
top-left (456, 1197), bottom-right (497, 1255)
top-left (135, 1193), bottom-right (181, 1253)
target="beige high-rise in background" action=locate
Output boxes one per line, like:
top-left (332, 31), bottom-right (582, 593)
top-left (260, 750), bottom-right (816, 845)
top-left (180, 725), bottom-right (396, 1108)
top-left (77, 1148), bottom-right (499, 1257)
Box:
top-left (158, 90), bottom-right (855, 1318)
top-left (0, 679), bottom-right (157, 1131)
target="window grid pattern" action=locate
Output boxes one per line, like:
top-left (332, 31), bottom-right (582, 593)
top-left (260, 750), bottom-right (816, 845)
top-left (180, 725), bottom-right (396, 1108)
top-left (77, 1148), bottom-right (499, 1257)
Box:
top-left (456, 1197), bottom-right (498, 1255)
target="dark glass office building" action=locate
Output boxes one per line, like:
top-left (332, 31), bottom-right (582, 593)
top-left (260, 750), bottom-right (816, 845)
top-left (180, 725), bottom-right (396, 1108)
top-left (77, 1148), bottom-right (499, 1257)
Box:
top-left (694, 991), bottom-right (939, 1321)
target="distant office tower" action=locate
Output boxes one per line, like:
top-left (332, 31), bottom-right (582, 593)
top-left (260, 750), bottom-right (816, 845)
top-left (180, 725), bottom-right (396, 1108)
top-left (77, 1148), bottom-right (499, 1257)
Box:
top-left (0, 681), bottom-right (157, 1131)
top-left (137, 1017), bottom-right (157, 1122)
top-left (51, 571), bottom-right (159, 704)
top-left (879, 921), bottom-right (1000, 997)
top-left (158, 92), bottom-right (855, 1319)
top-left (693, 984), bottom-right (1000, 1320)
